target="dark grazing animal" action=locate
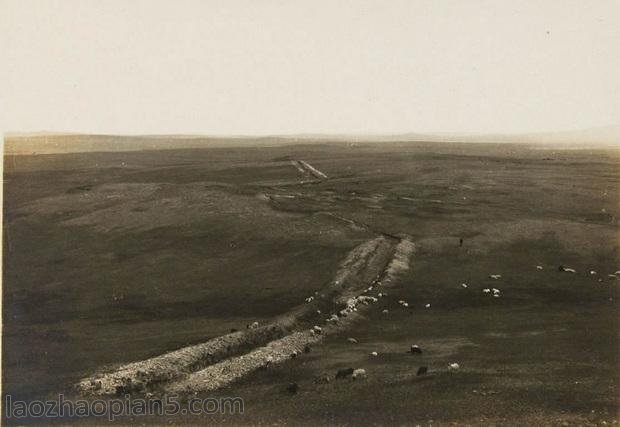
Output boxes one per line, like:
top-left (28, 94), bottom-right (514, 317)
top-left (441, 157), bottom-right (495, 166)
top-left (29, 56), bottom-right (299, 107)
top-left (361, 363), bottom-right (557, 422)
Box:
top-left (416, 366), bottom-right (428, 376)
top-left (410, 344), bottom-right (423, 354)
top-left (335, 368), bottom-right (354, 379)
top-left (287, 383), bottom-right (298, 394)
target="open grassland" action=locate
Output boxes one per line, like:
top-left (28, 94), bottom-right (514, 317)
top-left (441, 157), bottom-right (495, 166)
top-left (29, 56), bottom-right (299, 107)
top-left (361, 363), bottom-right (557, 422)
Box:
top-left (3, 140), bottom-right (619, 425)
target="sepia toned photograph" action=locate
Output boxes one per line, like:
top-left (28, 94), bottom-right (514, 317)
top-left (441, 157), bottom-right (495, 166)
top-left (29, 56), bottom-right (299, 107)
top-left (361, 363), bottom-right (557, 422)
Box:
top-left (1, 1), bottom-right (619, 425)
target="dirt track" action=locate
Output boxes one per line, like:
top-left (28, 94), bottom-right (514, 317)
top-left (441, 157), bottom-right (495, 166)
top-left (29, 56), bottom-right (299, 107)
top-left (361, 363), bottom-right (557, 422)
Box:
top-left (78, 235), bottom-right (413, 396)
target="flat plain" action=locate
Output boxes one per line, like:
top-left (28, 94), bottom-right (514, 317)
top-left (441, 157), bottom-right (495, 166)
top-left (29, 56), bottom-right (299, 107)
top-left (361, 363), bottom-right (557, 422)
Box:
top-left (2, 138), bottom-right (619, 425)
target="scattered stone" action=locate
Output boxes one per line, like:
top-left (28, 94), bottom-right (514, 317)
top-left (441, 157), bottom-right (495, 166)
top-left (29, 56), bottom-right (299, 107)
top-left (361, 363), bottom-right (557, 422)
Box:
top-left (335, 368), bottom-right (354, 379)
top-left (248, 321), bottom-right (259, 329)
top-left (416, 366), bottom-right (428, 376)
top-left (352, 368), bottom-right (367, 380)
top-left (326, 314), bottom-right (339, 323)
top-left (313, 325), bottom-right (322, 335)
top-left (304, 345), bottom-right (311, 353)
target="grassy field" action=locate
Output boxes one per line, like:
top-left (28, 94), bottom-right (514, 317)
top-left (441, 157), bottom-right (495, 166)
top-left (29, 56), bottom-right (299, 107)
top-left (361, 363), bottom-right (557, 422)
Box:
top-left (2, 140), bottom-right (619, 425)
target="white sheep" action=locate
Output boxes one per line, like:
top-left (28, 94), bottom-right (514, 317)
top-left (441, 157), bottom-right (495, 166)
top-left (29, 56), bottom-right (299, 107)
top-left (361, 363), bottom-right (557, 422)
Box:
top-left (370, 351), bottom-right (378, 357)
top-left (489, 274), bottom-right (502, 280)
top-left (425, 303), bottom-right (431, 308)
top-left (352, 369), bottom-right (367, 380)
top-left (448, 363), bottom-right (460, 371)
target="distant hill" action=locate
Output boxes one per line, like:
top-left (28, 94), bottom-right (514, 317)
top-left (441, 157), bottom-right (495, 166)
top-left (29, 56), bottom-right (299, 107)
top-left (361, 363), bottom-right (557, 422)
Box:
top-left (3, 126), bottom-right (619, 155)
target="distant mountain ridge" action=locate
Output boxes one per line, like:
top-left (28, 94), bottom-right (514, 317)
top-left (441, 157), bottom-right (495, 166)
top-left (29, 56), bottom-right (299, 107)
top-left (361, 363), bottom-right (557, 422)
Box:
top-left (3, 126), bottom-right (619, 155)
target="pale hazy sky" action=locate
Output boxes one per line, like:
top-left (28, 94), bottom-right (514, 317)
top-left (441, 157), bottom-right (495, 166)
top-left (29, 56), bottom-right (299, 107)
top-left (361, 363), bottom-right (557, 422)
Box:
top-left (1, 0), bottom-right (619, 135)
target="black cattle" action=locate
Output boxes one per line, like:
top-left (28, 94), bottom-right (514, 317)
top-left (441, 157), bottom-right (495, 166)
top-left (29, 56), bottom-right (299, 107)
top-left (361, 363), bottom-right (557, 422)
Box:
top-left (335, 368), bottom-right (354, 379)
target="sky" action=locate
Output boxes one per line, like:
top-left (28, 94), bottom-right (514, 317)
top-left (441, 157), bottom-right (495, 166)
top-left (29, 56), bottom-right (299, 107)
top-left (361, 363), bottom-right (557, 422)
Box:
top-left (1, 0), bottom-right (619, 136)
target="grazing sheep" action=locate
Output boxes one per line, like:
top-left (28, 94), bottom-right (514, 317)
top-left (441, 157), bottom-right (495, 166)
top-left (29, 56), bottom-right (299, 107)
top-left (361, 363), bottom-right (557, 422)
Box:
top-left (403, 302), bottom-right (409, 307)
top-left (248, 321), bottom-right (259, 329)
top-left (305, 296), bottom-right (314, 303)
top-left (489, 274), bottom-right (502, 280)
top-left (410, 345), bottom-right (422, 354)
top-left (590, 270), bottom-right (597, 275)
top-left (536, 265), bottom-right (544, 270)
top-left (483, 288), bottom-right (491, 293)
top-left (352, 369), bottom-right (367, 380)
top-left (416, 366), bottom-right (428, 376)
top-left (313, 325), bottom-right (322, 334)
top-left (370, 351), bottom-right (378, 357)
top-left (558, 265), bottom-right (576, 273)
top-left (382, 309), bottom-right (389, 314)
top-left (448, 363), bottom-right (460, 371)
top-left (314, 374), bottom-right (330, 384)
top-left (335, 368), bottom-right (354, 379)
top-left (425, 303), bottom-right (431, 308)
top-left (347, 337), bottom-right (358, 344)
top-left (461, 283), bottom-right (468, 288)
top-left (316, 310), bottom-right (321, 315)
